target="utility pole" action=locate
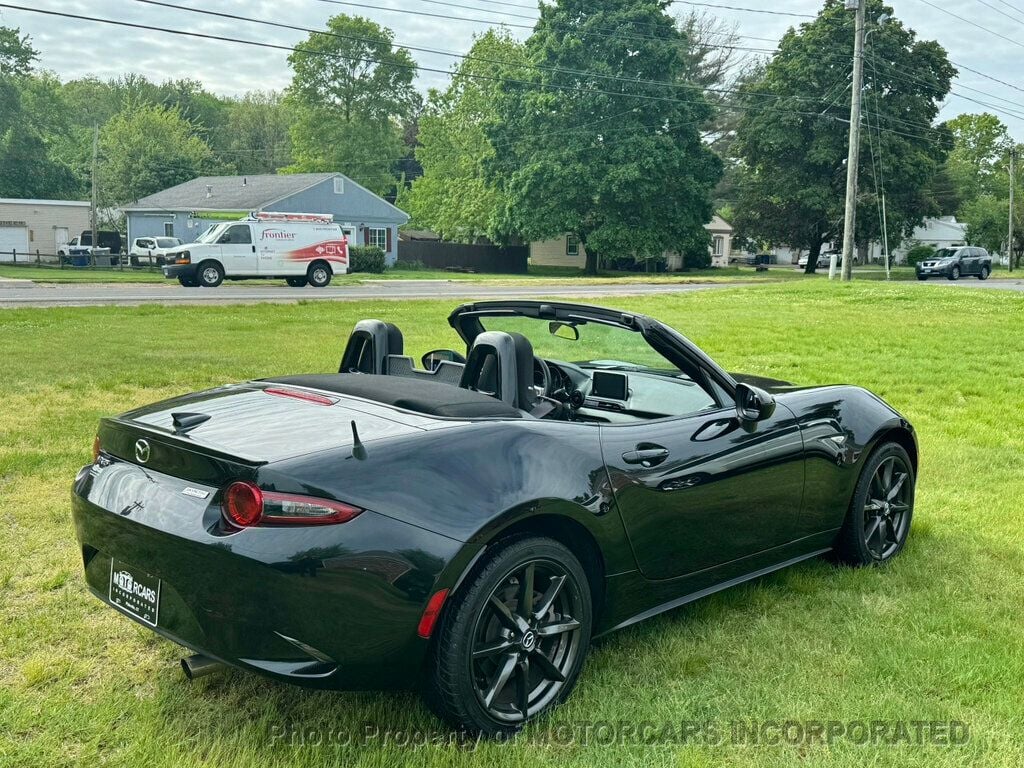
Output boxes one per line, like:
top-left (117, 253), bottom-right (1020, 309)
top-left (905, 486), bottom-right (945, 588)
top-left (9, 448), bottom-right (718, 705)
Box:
top-left (835, 0), bottom-right (866, 282)
top-left (90, 124), bottom-right (99, 266)
top-left (1009, 147), bottom-right (1016, 273)
top-left (881, 193), bottom-right (891, 280)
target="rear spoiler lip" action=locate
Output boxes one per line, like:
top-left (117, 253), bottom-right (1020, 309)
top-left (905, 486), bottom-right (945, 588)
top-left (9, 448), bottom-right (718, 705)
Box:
top-left (100, 416), bottom-right (269, 467)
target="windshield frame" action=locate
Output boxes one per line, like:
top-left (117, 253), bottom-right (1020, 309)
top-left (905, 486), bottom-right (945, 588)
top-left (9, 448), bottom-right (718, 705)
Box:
top-left (448, 300), bottom-right (737, 401)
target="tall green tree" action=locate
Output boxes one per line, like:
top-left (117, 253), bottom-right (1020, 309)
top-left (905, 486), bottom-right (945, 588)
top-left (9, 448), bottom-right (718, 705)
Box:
top-left (286, 14), bottom-right (416, 195)
top-left (403, 30), bottom-right (527, 242)
top-left (732, 0), bottom-right (954, 272)
top-left (221, 91), bottom-right (292, 175)
top-left (487, 0), bottom-right (722, 274)
top-left (98, 103), bottom-right (210, 205)
top-left (0, 26), bottom-right (37, 76)
top-left (0, 28), bottom-right (79, 198)
top-left (943, 113), bottom-right (1013, 203)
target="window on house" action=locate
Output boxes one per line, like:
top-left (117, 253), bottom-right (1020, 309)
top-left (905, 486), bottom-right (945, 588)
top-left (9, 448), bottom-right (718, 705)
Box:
top-left (566, 234), bottom-right (580, 257)
top-left (368, 227), bottom-right (388, 250)
top-left (712, 236), bottom-right (725, 257)
top-left (333, 177), bottom-right (345, 195)
top-left (164, 222), bottom-right (174, 237)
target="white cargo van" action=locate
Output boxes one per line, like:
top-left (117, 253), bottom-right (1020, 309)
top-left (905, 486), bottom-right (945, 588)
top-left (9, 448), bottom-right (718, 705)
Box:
top-left (162, 212), bottom-right (349, 288)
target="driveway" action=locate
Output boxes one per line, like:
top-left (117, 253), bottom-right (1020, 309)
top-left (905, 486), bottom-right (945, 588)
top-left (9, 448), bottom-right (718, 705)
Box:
top-left (0, 279), bottom-right (739, 308)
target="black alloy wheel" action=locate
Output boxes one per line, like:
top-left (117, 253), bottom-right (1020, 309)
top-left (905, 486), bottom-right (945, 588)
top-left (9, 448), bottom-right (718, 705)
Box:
top-left (427, 537), bottom-right (592, 736)
top-left (861, 454), bottom-right (913, 560)
top-left (835, 442), bottom-right (915, 566)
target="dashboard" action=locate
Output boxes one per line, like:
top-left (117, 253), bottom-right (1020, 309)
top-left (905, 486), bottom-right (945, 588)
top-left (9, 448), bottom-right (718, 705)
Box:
top-left (536, 359), bottom-right (719, 422)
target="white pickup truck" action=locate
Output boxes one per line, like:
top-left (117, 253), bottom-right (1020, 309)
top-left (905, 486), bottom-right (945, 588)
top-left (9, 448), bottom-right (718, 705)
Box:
top-left (161, 213), bottom-right (350, 288)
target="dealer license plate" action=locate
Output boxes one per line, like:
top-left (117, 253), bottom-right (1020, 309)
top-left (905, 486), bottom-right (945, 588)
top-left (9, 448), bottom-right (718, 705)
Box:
top-left (109, 559), bottom-right (161, 626)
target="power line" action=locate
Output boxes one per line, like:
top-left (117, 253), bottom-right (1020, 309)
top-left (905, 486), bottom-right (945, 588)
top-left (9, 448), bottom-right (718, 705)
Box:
top-left (972, 0), bottom-right (1024, 24)
top-left (129, 0), bottom-right (810, 108)
top-left (0, 3), bottom-right (977, 146)
top-left (911, 0), bottom-right (1024, 51)
top-left (670, 1), bottom-right (813, 17)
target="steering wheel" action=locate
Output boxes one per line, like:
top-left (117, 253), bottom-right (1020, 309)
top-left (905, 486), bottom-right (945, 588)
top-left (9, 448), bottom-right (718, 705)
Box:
top-left (533, 356), bottom-right (554, 398)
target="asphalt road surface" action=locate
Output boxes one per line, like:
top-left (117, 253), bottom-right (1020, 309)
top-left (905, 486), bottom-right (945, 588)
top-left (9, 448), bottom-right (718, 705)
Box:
top-left (0, 279), bottom-right (738, 308)
top-left (2, 276), bottom-right (1024, 308)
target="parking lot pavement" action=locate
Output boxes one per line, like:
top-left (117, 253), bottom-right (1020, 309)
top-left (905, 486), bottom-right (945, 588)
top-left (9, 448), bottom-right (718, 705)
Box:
top-left (0, 280), bottom-right (739, 308)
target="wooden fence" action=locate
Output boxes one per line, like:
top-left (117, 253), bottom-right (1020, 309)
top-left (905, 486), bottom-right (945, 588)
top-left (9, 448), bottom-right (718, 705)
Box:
top-left (398, 240), bottom-right (529, 274)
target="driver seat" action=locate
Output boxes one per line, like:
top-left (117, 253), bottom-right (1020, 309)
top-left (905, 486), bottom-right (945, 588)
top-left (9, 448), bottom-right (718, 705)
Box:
top-left (459, 332), bottom-right (536, 412)
top-left (339, 320), bottom-right (404, 375)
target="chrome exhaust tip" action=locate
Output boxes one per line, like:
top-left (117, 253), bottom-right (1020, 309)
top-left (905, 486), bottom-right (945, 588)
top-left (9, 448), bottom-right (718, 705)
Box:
top-left (180, 654), bottom-right (222, 680)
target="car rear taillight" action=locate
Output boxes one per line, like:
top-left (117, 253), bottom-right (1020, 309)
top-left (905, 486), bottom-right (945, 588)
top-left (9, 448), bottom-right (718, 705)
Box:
top-left (222, 481), bottom-right (362, 529)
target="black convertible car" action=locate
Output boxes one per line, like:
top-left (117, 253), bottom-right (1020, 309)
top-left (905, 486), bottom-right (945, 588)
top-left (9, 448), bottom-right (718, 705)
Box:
top-left (72, 300), bottom-right (917, 735)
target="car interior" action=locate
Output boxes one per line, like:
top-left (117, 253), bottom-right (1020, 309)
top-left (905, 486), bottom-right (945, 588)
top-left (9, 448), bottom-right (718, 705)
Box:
top-left (268, 317), bottom-right (724, 423)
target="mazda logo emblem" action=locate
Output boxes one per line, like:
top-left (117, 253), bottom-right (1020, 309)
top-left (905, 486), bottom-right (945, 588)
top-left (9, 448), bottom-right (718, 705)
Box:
top-left (135, 439), bottom-right (151, 464)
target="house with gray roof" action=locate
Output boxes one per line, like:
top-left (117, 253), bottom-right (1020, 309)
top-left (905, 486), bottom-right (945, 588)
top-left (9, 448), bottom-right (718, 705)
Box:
top-left (123, 173), bottom-right (409, 265)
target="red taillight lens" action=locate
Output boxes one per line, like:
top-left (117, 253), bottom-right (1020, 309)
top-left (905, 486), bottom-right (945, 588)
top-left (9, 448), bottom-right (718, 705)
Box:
top-left (223, 481), bottom-right (263, 527)
top-left (222, 482), bottom-right (362, 528)
top-left (92, 435), bottom-right (101, 463)
top-left (417, 589), bottom-right (450, 639)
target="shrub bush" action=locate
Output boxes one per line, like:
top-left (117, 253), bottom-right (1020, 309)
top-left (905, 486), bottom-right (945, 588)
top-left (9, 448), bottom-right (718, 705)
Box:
top-left (348, 246), bottom-right (386, 274)
top-left (904, 244), bottom-right (936, 267)
top-left (681, 246), bottom-right (712, 271)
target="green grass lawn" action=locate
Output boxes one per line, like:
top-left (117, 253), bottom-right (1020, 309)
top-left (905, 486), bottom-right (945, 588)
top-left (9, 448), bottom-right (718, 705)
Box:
top-left (1, 282), bottom-right (1022, 767)
top-left (0, 263), bottom-right (805, 285)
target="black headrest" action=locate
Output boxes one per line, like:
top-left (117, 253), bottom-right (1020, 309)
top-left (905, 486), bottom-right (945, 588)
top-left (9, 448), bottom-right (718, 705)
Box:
top-left (459, 331), bottom-right (535, 410)
top-left (339, 320), bottom-right (404, 374)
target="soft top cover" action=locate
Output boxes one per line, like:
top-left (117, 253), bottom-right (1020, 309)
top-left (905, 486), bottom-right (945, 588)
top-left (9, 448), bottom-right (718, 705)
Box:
top-left (264, 374), bottom-right (523, 419)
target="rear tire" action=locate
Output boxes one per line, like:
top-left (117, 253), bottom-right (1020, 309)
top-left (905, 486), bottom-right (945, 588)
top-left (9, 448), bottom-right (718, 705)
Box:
top-left (286, 276), bottom-right (308, 288)
top-left (834, 442), bottom-right (915, 567)
top-left (307, 261), bottom-right (332, 288)
top-left (425, 536), bottom-right (592, 736)
top-left (197, 261), bottom-right (224, 288)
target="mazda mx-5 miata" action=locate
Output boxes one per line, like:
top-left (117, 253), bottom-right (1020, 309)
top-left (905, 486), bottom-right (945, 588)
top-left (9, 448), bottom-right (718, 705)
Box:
top-left (72, 300), bottom-right (917, 735)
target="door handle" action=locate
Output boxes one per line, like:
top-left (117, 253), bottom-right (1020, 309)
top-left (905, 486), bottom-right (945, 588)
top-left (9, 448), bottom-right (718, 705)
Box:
top-left (622, 444), bottom-right (670, 467)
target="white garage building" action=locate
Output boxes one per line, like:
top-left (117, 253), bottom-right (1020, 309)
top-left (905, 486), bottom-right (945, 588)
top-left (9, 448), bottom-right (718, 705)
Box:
top-left (0, 198), bottom-right (91, 262)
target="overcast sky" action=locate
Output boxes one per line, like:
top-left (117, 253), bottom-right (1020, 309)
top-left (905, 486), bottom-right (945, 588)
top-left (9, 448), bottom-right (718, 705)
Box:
top-left (2, 0), bottom-right (1023, 135)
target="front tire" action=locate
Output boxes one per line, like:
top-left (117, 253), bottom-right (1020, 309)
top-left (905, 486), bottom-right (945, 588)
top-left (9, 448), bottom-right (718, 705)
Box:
top-left (197, 261), bottom-right (224, 288)
top-left (948, 266), bottom-right (960, 281)
top-left (834, 442), bottom-right (915, 566)
top-left (307, 261), bottom-right (332, 288)
top-left (286, 276), bottom-right (308, 288)
top-left (979, 265), bottom-right (990, 280)
top-left (177, 274), bottom-right (198, 287)
top-left (426, 537), bottom-right (592, 736)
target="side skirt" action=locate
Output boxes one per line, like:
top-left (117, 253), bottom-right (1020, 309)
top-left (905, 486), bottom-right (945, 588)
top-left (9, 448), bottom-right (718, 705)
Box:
top-left (597, 546), bottom-right (832, 637)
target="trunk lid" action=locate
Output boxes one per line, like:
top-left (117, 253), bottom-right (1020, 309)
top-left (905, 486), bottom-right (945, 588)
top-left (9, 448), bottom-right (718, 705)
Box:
top-left (101, 383), bottom-right (428, 478)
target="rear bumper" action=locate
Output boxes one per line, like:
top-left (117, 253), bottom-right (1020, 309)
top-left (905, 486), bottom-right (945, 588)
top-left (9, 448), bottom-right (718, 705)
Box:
top-left (71, 462), bottom-right (464, 690)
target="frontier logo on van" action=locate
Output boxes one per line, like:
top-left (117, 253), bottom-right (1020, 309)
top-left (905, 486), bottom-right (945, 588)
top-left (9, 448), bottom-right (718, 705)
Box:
top-left (261, 228), bottom-right (297, 241)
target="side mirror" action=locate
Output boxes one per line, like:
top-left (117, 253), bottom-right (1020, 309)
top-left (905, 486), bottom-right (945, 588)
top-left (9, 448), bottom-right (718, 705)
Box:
top-left (735, 383), bottom-right (776, 423)
top-left (549, 321), bottom-right (580, 341)
top-left (422, 349), bottom-right (467, 372)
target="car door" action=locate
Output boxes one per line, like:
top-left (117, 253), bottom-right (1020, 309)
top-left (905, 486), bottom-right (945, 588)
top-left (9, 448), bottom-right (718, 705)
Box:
top-left (217, 224), bottom-right (257, 275)
top-left (601, 400), bottom-right (807, 581)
